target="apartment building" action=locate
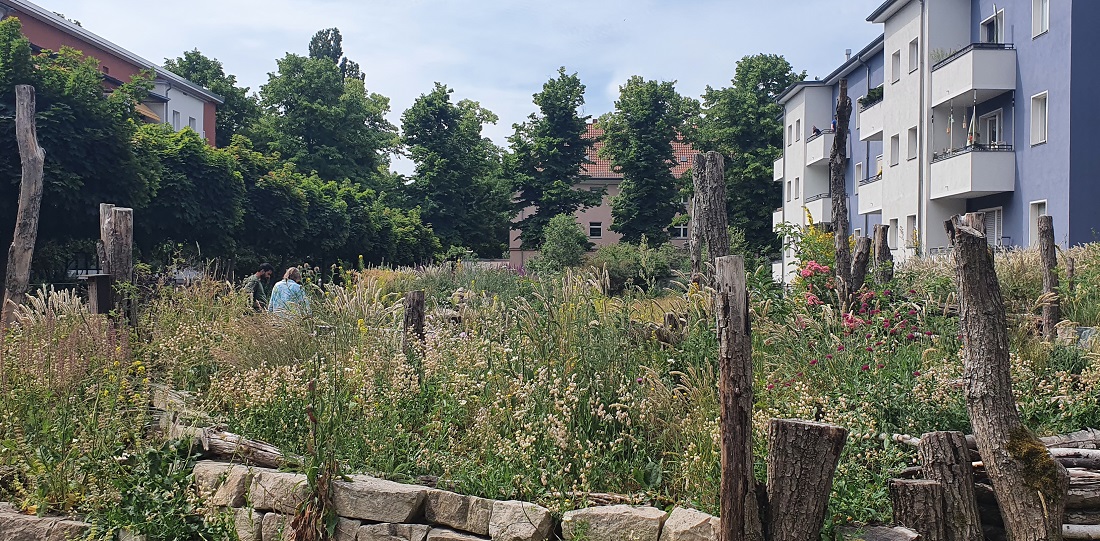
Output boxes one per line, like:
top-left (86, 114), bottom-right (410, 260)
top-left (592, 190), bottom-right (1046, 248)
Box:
top-left (773, 0), bottom-right (1100, 282)
top-left (0, 0), bottom-right (223, 145)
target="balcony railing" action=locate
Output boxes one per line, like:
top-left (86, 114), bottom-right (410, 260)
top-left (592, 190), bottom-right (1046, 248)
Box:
top-left (858, 86), bottom-right (884, 111)
top-left (806, 128), bottom-right (836, 143)
top-left (858, 173), bottom-right (882, 186)
top-left (804, 192), bottom-right (830, 203)
top-left (932, 143), bottom-right (1014, 164)
top-left (932, 42), bottom-right (1015, 72)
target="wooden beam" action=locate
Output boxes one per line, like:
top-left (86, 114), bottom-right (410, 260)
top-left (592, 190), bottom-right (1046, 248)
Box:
top-left (2, 85), bottom-right (46, 330)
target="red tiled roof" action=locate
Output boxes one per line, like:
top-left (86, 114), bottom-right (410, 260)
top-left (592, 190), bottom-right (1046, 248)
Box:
top-left (582, 125), bottom-right (697, 180)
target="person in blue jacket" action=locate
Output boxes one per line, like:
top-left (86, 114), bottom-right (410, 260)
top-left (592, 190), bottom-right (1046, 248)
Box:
top-left (269, 267), bottom-right (309, 316)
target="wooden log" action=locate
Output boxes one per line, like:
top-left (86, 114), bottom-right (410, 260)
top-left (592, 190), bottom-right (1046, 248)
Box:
top-left (891, 479), bottom-right (948, 541)
top-left (688, 167), bottom-right (703, 282)
top-left (1063, 525), bottom-right (1100, 540)
top-left (918, 431), bottom-right (983, 541)
top-left (766, 419), bottom-right (848, 541)
top-left (1038, 215), bottom-right (1060, 340)
top-left (873, 223), bottom-right (894, 284)
top-left (714, 255), bottom-right (763, 541)
top-left (1066, 468), bottom-right (1100, 509)
top-left (82, 274), bottom-right (113, 315)
top-left (852, 236), bottom-right (872, 294)
top-left (946, 212), bottom-right (1069, 541)
top-left (1, 85), bottom-right (46, 331)
top-left (831, 79), bottom-right (854, 305)
top-left (962, 428), bottom-right (1100, 451)
top-left (107, 208), bottom-right (133, 283)
top-left (1065, 510), bottom-right (1100, 525)
top-left (403, 290), bottom-right (426, 346)
top-left (701, 152), bottom-right (730, 261)
top-left (837, 526), bottom-right (921, 541)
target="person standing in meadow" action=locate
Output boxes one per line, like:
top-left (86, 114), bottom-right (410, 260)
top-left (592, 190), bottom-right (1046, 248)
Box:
top-left (241, 263), bottom-right (275, 311)
top-left (268, 267), bottom-right (309, 316)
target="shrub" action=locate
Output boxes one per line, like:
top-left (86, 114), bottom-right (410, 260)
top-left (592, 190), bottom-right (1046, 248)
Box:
top-left (531, 214), bottom-right (589, 274)
top-left (587, 237), bottom-right (683, 294)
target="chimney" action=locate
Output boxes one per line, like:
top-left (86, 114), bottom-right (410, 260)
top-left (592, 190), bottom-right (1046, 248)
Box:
top-left (845, 49), bottom-right (852, 61)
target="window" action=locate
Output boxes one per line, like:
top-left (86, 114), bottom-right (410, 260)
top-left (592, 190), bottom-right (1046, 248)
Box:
top-left (101, 65), bottom-right (109, 75)
top-left (787, 125), bottom-right (793, 146)
top-left (891, 50), bottom-right (901, 83)
top-left (795, 119), bottom-right (801, 141)
top-left (890, 134), bottom-right (900, 166)
top-left (1029, 200), bottom-right (1048, 246)
top-left (672, 224), bottom-right (689, 239)
top-left (855, 162), bottom-right (863, 182)
top-left (907, 127), bottom-right (918, 160)
top-left (794, 177), bottom-right (800, 199)
top-left (905, 215), bottom-right (917, 248)
top-left (1033, 0), bottom-right (1049, 37)
top-left (589, 222), bottom-right (602, 238)
top-left (854, 228), bottom-right (862, 238)
top-left (979, 207), bottom-right (1004, 246)
top-left (188, 117), bottom-right (197, 130)
top-left (980, 110), bottom-right (1003, 144)
top-left (908, 38), bottom-right (919, 73)
top-left (889, 218), bottom-right (899, 249)
top-left (171, 110), bottom-right (181, 130)
top-left (982, 10), bottom-right (1005, 44)
top-left (875, 155), bottom-right (883, 176)
top-left (1031, 92), bottom-right (1048, 145)
top-left (786, 181), bottom-right (792, 202)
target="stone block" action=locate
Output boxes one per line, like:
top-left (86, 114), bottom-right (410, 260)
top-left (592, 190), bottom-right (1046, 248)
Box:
top-left (488, 500), bottom-right (552, 541)
top-left (234, 508), bottom-right (264, 541)
top-left (427, 527), bottom-right (490, 541)
top-left (261, 512), bottom-right (293, 541)
top-left (334, 517), bottom-right (361, 541)
top-left (250, 470), bottom-right (308, 513)
top-left (193, 461), bottom-right (254, 508)
top-left (0, 508), bottom-right (90, 541)
top-left (658, 507), bottom-right (718, 541)
top-left (424, 489), bottom-right (493, 535)
top-left (332, 474), bottom-right (426, 523)
top-left (562, 505), bottom-right (667, 541)
top-left (357, 522), bottom-right (432, 541)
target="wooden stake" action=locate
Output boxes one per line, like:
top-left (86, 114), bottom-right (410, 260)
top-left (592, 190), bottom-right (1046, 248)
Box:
top-left (918, 431), bottom-right (983, 541)
top-left (873, 223), bottom-right (894, 284)
top-left (851, 236), bottom-right (872, 294)
top-left (714, 255), bottom-right (763, 541)
top-left (403, 290), bottom-right (426, 346)
top-left (701, 152), bottom-right (730, 261)
top-left (946, 212), bottom-right (1068, 541)
top-left (689, 156), bottom-right (704, 281)
top-left (766, 419), bottom-right (848, 541)
top-left (1038, 215), bottom-right (1060, 340)
top-left (891, 479), bottom-right (948, 541)
top-left (831, 79), bottom-right (853, 304)
top-left (1, 85), bottom-right (46, 330)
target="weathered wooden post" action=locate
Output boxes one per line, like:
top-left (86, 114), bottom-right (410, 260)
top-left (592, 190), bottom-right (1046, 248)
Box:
top-left (403, 290), bottom-right (426, 346)
top-left (918, 431), bottom-right (984, 541)
top-left (766, 419), bottom-right (848, 541)
top-left (1, 85), bottom-right (46, 330)
top-left (1038, 215), bottom-right (1060, 340)
top-left (891, 479), bottom-right (948, 541)
top-left (946, 212), bottom-right (1068, 541)
top-left (714, 255), bottom-right (763, 541)
top-left (852, 236), bottom-right (872, 294)
top-left (701, 152), bottom-right (730, 261)
top-left (688, 191), bottom-right (702, 282)
top-left (831, 79), bottom-right (853, 304)
top-left (873, 223), bottom-right (894, 284)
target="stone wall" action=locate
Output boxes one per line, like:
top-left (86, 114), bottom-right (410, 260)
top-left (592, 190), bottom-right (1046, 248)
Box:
top-left (195, 461), bottom-right (720, 541)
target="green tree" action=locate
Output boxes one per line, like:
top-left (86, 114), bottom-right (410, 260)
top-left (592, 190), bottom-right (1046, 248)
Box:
top-left (401, 83), bottom-right (510, 257)
top-left (536, 213), bottom-right (589, 272)
top-left (695, 54), bottom-right (804, 256)
top-left (509, 67), bottom-right (602, 249)
top-left (600, 76), bottom-right (697, 245)
top-left (257, 28), bottom-right (397, 187)
top-left (164, 49), bottom-right (261, 147)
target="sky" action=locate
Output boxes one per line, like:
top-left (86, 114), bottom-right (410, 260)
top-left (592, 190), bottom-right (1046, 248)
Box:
top-left (43, 0), bottom-right (885, 174)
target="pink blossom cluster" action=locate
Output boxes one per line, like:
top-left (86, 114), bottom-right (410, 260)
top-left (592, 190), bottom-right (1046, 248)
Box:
top-left (800, 260), bottom-right (831, 278)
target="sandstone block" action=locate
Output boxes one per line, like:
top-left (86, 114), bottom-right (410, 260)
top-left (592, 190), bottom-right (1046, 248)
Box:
top-left (424, 489), bottom-right (493, 535)
top-left (193, 461), bottom-right (254, 507)
top-left (234, 508), bottom-right (264, 541)
top-left (357, 522), bottom-right (432, 541)
top-left (335, 517), bottom-right (361, 541)
top-left (332, 474), bottom-right (426, 522)
top-left (250, 470), bottom-right (308, 513)
top-left (427, 527), bottom-right (490, 541)
top-left (562, 505), bottom-right (667, 541)
top-left (658, 507), bottom-right (718, 541)
top-left (488, 500), bottom-right (552, 541)
top-left (261, 512), bottom-right (292, 541)
top-left (0, 508), bottom-right (90, 541)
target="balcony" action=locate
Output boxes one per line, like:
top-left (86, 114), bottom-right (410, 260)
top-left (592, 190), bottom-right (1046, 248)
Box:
top-left (857, 174), bottom-right (883, 214)
top-left (930, 43), bottom-right (1016, 108)
top-left (929, 144), bottom-right (1015, 199)
top-left (773, 207), bottom-right (784, 231)
top-left (803, 192), bottom-right (832, 224)
top-left (774, 157), bottom-right (784, 181)
top-left (805, 130), bottom-right (834, 167)
top-left (859, 100), bottom-right (883, 142)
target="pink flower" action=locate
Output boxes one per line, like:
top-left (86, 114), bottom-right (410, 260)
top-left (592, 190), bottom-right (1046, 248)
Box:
top-left (809, 359), bottom-right (819, 366)
top-left (825, 354), bottom-right (834, 360)
top-left (876, 363), bottom-right (885, 369)
top-left (767, 384), bottom-right (776, 390)
top-left (860, 364), bottom-right (870, 371)
top-left (800, 268), bottom-right (814, 278)
top-left (925, 331), bottom-right (934, 336)
top-left (907, 333), bottom-right (916, 340)
top-left (908, 309), bottom-right (917, 315)
top-left (837, 344), bottom-right (846, 352)
top-left (913, 370), bottom-right (922, 377)
top-left (805, 293), bottom-right (823, 306)
top-left (865, 346), bottom-right (874, 352)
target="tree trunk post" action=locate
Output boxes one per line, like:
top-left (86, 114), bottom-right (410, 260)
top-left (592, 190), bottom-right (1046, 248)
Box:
top-left (851, 236), bottom-right (872, 294)
top-left (766, 419), bottom-right (848, 541)
top-left (702, 152), bottom-right (730, 261)
top-left (715, 255), bottom-right (763, 541)
top-left (1037, 215), bottom-right (1060, 340)
top-left (946, 212), bottom-right (1069, 541)
top-left (2, 85), bottom-right (46, 330)
top-left (689, 189), bottom-right (702, 283)
top-left (1066, 257), bottom-right (1075, 294)
top-left (403, 290), bottom-right (426, 346)
top-left (873, 223), bottom-right (894, 284)
top-left (891, 479), bottom-right (948, 541)
top-left (918, 431), bottom-right (984, 541)
top-left (831, 79), bottom-right (853, 305)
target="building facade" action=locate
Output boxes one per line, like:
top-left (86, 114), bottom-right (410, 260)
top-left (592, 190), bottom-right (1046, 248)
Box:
top-left (0, 0), bottom-right (222, 145)
top-left (774, 0), bottom-right (1099, 282)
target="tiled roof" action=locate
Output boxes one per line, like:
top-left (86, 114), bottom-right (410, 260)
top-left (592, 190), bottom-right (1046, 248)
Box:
top-left (582, 125), bottom-right (697, 181)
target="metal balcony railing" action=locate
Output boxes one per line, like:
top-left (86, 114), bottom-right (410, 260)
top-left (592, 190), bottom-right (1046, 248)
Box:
top-left (858, 173), bottom-right (882, 186)
top-left (931, 42), bottom-right (1015, 72)
top-left (804, 192), bottom-right (830, 203)
top-left (931, 142), bottom-right (1013, 164)
top-left (805, 128), bottom-right (835, 143)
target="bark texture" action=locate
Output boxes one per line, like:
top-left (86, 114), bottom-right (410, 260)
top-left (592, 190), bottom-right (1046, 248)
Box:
top-left (873, 223), bottom-right (894, 284)
top-left (831, 79), bottom-right (853, 303)
top-left (766, 419), bottom-right (848, 541)
top-left (851, 236), bottom-right (872, 294)
top-left (918, 431), bottom-right (983, 541)
top-left (891, 479), bottom-right (948, 541)
top-left (947, 212), bottom-right (1069, 541)
top-left (689, 159), bottom-right (703, 281)
top-left (1038, 215), bottom-right (1060, 340)
top-left (700, 152), bottom-right (730, 261)
top-left (2, 85), bottom-right (46, 330)
top-left (404, 290), bottom-right (426, 345)
top-left (714, 256), bottom-right (763, 541)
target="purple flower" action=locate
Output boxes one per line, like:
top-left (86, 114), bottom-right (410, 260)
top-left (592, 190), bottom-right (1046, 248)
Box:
top-left (913, 370), bottom-right (922, 377)
top-left (809, 359), bottom-right (819, 366)
top-left (837, 344), bottom-right (846, 352)
top-left (861, 364), bottom-right (870, 371)
top-left (636, 377), bottom-right (644, 383)
top-left (825, 354), bottom-right (834, 360)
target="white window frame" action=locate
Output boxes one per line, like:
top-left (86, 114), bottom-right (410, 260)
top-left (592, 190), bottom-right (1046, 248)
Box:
top-left (979, 109), bottom-right (1003, 145)
top-left (891, 50), bottom-right (902, 83)
top-left (905, 215), bottom-right (917, 248)
top-left (188, 116), bottom-right (197, 130)
top-left (1033, 0), bottom-right (1049, 38)
top-left (1029, 200), bottom-right (1048, 247)
top-left (795, 119), bottom-right (801, 141)
top-left (982, 10), bottom-right (1005, 44)
top-left (890, 134), bottom-right (900, 166)
top-left (787, 125), bottom-right (793, 146)
top-left (978, 207), bottom-right (1004, 246)
top-left (907, 126), bottom-right (918, 160)
top-left (854, 228), bottom-right (862, 238)
top-left (171, 110), bottom-right (181, 131)
top-left (589, 222), bottom-right (602, 239)
top-left (875, 154), bottom-right (884, 177)
top-left (794, 177), bottom-right (800, 199)
top-left (889, 218), bottom-right (899, 250)
top-left (1031, 92), bottom-right (1048, 146)
top-left (786, 181), bottom-right (792, 202)
top-left (908, 38), bottom-right (919, 73)
top-left (672, 224), bottom-right (689, 239)
top-left (855, 161), bottom-right (864, 182)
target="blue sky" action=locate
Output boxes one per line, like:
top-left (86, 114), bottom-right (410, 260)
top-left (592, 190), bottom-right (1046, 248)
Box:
top-left (45, 0), bottom-right (884, 173)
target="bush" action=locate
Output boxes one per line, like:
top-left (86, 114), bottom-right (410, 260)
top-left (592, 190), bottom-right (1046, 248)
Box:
top-left (587, 237), bottom-right (684, 294)
top-left (529, 214), bottom-right (588, 274)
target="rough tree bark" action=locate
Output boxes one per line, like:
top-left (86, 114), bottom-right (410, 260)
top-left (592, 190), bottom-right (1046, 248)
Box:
top-left (689, 190), bottom-right (702, 282)
top-left (701, 152), bottom-right (730, 261)
top-left (766, 419), bottom-right (848, 541)
top-left (851, 236), bottom-right (872, 294)
top-left (403, 290), bottom-right (426, 346)
top-left (891, 479), bottom-right (948, 541)
top-left (873, 223), bottom-right (894, 284)
top-left (1038, 215), bottom-right (1060, 340)
top-left (947, 212), bottom-right (1069, 541)
top-left (715, 255), bottom-right (763, 541)
top-left (831, 79), bottom-right (853, 304)
top-left (1, 85), bottom-right (46, 330)
top-left (99, 205), bottom-right (134, 282)
top-left (918, 431), bottom-right (984, 541)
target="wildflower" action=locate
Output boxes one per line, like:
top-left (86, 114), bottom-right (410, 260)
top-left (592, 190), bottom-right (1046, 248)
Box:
top-left (908, 309), bottom-right (917, 315)
top-left (908, 289), bottom-right (916, 294)
top-left (925, 331), bottom-right (934, 336)
top-left (459, 331), bottom-right (468, 338)
top-left (861, 364), bottom-right (869, 371)
top-left (805, 293), bottom-right (823, 306)
top-left (876, 364), bottom-right (885, 369)
top-left (884, 289), bottom-right (892, 295)
top-left (767, 384), bottom-right (775, 390)
top-left (865, 333), bottom-right (873, 339)
top-left (636, 377), bottom-right (644, 384)
top-left (837, 344), bottom-right (845, 352)
top-left (865, 346), bottom-right (874, 352)
top-left (825, 354), bottom-right (834, 360)
top-left (809, 359), bottom-right (819, 366)
top-left (913, 370), bottom-right (922, 376)
top-left (907, 333), bottom-right (916, 340)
